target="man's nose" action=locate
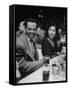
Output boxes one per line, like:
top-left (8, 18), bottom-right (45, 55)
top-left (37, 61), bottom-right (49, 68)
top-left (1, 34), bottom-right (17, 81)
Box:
top-left (30, 30), bottom-right (36, 34)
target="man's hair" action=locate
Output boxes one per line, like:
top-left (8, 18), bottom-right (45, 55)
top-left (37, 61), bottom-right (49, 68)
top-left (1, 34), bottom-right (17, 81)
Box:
top-left (24, 18), bottom-right (39, 28)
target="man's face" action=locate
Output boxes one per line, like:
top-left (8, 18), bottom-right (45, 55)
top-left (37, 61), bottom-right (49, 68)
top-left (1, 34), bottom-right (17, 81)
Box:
top-left (26, 22), bottom-right (37, 40)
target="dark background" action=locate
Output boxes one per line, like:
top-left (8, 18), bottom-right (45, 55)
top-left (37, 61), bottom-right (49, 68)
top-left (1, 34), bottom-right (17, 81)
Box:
top-left (15, 5), bottom-right (67, 31)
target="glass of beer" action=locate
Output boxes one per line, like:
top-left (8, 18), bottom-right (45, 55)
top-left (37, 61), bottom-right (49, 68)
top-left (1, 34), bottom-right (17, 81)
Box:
top-left (43, 56), bottom-right (50, 81)
top-left (43, 70), bottom-right (50, 81)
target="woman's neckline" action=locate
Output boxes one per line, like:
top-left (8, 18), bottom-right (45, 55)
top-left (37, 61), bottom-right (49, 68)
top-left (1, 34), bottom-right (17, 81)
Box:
top-left (47, 37), bottom-right (55, 47)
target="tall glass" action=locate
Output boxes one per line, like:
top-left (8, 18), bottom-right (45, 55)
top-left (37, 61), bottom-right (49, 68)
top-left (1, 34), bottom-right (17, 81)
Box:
top-left (43, 56), bottom-right (50, 82)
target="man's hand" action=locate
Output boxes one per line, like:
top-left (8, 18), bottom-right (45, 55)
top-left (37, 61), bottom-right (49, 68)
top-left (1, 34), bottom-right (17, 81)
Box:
top-left (39, 56), bottom-right (50, 65)
top-left (16, 69), bottom-right (21, 78)
top-left (16, 61), bottom-right (21, 78)
top-left (16, 61), bottom-right (19, 69)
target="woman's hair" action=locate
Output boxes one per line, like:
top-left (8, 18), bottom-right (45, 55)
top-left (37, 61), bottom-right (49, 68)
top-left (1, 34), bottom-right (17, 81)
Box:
top-left (45, 22), bottom-right (59, 42)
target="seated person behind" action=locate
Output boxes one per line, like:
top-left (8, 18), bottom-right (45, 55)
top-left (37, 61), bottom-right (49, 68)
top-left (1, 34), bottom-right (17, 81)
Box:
top-left (57, 27), bottom-right (66, 52)
top-left (33, 27), bottom-right (45, 49)
top-left (16, 18), bottom-right (45, 81)
top-left (42, 23), bottom-right (58, 58)
top-left (16, 21), bottom-right (25, 38)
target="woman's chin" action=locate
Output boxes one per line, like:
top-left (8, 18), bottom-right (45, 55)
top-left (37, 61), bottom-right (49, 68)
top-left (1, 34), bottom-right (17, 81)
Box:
top-left (49, 37), bottom-right (54, 39)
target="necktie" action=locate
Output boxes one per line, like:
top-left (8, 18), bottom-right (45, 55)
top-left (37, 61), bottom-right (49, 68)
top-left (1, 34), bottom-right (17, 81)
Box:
top-left (30, 40), bottom-right (35, 60)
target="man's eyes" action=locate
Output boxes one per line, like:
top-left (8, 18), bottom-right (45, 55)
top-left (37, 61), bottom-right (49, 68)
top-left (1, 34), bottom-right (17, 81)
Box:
top-left (28, 28), bottom-right (36, 31)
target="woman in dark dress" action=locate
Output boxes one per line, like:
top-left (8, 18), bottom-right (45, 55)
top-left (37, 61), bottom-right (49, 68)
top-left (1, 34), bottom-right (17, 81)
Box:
top-left (42, 23), bottom-right (58, 58)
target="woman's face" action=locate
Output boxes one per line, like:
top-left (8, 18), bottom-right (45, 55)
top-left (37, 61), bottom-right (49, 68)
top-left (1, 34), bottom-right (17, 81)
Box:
top-left (48, 26), bottom-right (56, 39)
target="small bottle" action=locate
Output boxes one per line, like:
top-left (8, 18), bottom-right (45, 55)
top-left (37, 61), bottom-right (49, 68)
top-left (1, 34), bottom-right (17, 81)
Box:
top-left (52, 64), bottom-right (60, 75)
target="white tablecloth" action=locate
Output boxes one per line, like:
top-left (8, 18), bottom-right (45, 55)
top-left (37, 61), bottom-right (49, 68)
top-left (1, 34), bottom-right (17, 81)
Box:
top-left (18, 59), bottom-right (66, 83)
top-left (18, 49), bottom-right (66, 83)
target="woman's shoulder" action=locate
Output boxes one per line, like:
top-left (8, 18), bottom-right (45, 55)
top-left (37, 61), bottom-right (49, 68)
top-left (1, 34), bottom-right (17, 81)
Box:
top-left (42, 37), bottom-right (49, 46)
top-left (42, 37), bottom-right (49, 43)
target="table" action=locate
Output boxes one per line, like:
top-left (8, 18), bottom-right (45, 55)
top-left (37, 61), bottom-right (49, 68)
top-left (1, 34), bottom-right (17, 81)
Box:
top-left (18, 56), bottom-right (66, 84)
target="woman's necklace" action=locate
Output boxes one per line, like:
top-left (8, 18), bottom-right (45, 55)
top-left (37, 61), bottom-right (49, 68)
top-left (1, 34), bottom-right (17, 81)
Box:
top-left (47, 38), bottom-right (55, 47)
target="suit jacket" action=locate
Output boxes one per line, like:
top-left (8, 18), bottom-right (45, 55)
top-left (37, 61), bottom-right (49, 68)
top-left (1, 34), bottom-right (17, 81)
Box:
top-left (16, 33), bottom-right (43, 79)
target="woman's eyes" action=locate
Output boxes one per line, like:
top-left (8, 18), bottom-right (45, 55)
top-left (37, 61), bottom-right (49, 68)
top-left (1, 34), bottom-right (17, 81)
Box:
top-left (50, 29), bottom-right (56, 32)
top-left (28, 28), bottom-right (32, 31)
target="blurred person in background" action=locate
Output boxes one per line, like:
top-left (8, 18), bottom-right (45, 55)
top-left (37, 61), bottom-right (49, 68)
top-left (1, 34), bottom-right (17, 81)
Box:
top-left (57, 25), bottom-right (66, 53)
top-left (33, 27), bottom-right (45, 49)
top-left (16, 21), bottom-right (25, 38)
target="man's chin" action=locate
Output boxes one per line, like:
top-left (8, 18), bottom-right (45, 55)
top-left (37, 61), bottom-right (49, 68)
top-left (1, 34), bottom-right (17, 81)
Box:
top-left (29, 36), bottom-right (35, 40)
top-left (29, 37), bottom-right (34, 40)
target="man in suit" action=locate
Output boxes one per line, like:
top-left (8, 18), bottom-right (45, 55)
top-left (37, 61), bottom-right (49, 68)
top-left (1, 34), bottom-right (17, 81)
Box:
top-left (16, 18), bottom-right (44, 80)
